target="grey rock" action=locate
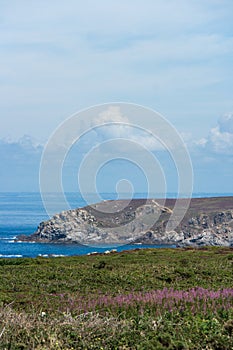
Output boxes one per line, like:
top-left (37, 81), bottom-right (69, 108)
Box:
top-left (16, 197), bottom-right (233, 247)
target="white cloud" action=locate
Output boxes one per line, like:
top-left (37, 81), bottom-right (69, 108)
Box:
top-left (218, 113), bottom-right (233, 133)
top-left (95, 106), bottom-right (129, 124)
top-left (197, 113), bottom-right (233, 155)
top-left (92, 106), bottom-right (163, 151)
top-left (0, 135), bottom-right (43, 151)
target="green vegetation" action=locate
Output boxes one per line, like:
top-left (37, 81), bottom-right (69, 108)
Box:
top-left (0, 247), bottom-right (232, 349)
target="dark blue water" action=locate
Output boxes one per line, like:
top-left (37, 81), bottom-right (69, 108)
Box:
top-left (0, 192), bottom-right (232, 258)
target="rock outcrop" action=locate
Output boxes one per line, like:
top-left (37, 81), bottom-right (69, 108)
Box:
top-left (17, 197), bottom-right (233, 247)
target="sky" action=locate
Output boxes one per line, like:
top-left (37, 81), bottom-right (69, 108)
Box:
top-left (0, 1), bottom-right (233, 194)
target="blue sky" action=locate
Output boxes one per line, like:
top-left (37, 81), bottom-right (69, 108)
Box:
top-left (0, 1), bottom-right (233, 194)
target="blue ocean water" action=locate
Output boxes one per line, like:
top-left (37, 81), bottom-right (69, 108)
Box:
top-left (0, 192), bottom-right (232, 258)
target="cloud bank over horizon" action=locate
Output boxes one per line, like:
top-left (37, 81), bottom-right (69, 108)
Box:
top-left (2, 111), bottom-right (233, 155)
top-left (1, 112), bottom-right (232, 193)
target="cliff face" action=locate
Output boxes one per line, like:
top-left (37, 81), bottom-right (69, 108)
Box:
top-left (136, 210), bottom-right (233, 247)
top-left (17, 197), bottom-right (233, 247)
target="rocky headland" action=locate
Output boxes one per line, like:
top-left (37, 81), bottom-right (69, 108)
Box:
top-left (17, 197), bottom-right (233, 247)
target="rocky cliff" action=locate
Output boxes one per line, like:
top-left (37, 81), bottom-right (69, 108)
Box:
top-left (17, 197), bottom-right (233, 247)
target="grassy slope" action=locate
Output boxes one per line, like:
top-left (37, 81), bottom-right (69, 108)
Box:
top-left (0, 247), bottom-right (232, 309)
top-left (0, 247), bottom-right (233, 349)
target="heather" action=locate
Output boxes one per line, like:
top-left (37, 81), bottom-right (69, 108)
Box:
top-left (0, 247), bottom-right (233, 349)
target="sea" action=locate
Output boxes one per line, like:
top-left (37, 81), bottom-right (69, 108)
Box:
top-left (0, 192), bottom-right (232, 258)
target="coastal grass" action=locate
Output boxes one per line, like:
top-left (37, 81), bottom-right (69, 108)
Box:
top-left (0, 247), bottom-right (232, 349)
